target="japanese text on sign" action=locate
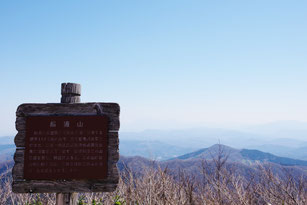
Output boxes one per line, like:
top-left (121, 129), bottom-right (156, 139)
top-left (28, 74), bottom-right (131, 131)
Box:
top-left (24, 116), bottom-right (109, 180)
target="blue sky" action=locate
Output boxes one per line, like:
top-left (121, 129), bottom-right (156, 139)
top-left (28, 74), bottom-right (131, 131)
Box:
top-left (1, 0), bottom-right (307, 135)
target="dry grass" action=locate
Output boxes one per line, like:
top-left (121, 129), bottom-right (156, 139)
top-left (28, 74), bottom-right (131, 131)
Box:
top-left (1, 148), bottom-right (307, 205)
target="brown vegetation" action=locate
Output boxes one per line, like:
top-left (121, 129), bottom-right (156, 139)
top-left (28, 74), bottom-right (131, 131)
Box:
top-left (1, 147), bottom-right (307, 205)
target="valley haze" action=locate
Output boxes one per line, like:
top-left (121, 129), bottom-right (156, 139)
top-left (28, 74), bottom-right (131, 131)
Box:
top-left (2, 120), bottom-right (307, 161)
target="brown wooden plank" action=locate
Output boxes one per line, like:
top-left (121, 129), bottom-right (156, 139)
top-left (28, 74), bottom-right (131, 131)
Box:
top-left (12, 179), bottom-right (118, 193)
top-left (14, 131), bottom-right (26, 147)
top-left (12, 161), bottom-right (24, 180)
top-left (16, 103), bottom-right (119, 118)
top-left (15, 117), bottom-right (26, 131)
top-left (15, 103), bottom-right (119, 133)
top-left (13, 149), bottom-right (25, 180)
top-left (14, 149), bottom-right (24, 163)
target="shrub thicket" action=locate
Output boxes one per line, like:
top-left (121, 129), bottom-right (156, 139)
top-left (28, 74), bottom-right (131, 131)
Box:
top-left (1, 148), bottom-right (306, 205)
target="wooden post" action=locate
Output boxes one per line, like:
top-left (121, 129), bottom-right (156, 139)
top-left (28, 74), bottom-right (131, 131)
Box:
top-left (56, 82), bottom-right (80, 205)
top-left (61, 83), bottom-right (81, 104)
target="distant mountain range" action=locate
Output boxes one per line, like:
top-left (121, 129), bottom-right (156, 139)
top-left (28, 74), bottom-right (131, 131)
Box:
top-left (120, 122), bottom-right (307, 160)
top-left (1, 120), bottom-right (307, 185)
top-left (171, 144), bottom-right (307, 167)
top-left (0, 143), bottom-right (307, 184)
top-left (1, 120), bottom-right (307, 161)
top-left (246, 144), bottom-right (307, 161)
top-left (117, 144), bottom-right (307, 182)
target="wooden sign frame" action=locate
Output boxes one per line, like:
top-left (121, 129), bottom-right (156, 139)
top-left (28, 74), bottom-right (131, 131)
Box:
top-left (12, 103), bottom-right (120, 193)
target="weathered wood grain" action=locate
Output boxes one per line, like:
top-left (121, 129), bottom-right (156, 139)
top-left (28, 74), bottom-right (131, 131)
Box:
top-left (12, 179), bottom-right (118, 193)
top-left (14, 131), bottom-right (26, 147)
top-left (61, 82), bottom-right (81, 103)
top-left (60, 96), bottom-right (81, 103)
top-left (59, 82), bottom-right (81, 204)
top-left (61, 83), bottom-right (81, 95)
top-left (15, 103), bottom-right (120, 131)
top-left (14, 149), bottom-right (24, 163)
top-left (16, 103), bottom-right (119, 117)
top-left (12, 164), bottom-right (23, 180)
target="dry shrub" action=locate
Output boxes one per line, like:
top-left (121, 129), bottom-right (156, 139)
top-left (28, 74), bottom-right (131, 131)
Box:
top-left (0, 148), bottom-right (306, 204)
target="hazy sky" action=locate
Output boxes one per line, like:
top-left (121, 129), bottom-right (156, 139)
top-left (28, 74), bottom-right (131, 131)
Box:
top-left (1, 1), bottom-right (307, 135)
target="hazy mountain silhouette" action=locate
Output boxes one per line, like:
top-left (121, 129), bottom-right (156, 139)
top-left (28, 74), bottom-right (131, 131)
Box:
top-left (117, 144), bottom-right (307, 182)
top-left (171, 144), bottom-right (307, 167)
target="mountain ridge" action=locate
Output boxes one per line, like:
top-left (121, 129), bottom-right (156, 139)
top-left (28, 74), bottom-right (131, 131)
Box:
top-left (170, 144), bottom-right (307, 167)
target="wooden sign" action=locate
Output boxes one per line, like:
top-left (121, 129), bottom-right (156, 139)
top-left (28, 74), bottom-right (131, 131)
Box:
top-left (12, 103), bottom-right (120, 193)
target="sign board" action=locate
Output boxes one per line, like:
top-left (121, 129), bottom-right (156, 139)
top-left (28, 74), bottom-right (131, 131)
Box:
top-left (24, 116), bottom-right (109, 180)
top-left (12, 103), bottom-right (120, 193)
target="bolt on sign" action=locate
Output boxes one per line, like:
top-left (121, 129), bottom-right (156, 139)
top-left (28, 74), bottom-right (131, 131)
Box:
top-left (12, 83), bottom-right (120, 193)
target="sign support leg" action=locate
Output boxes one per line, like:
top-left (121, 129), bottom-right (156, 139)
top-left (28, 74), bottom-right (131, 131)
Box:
top-left (56, 193), bottom-right (77, 205)
top-left (56, 193), bottom-right (64, 205)
top-left (56, 82), bottom-right (81, 205)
